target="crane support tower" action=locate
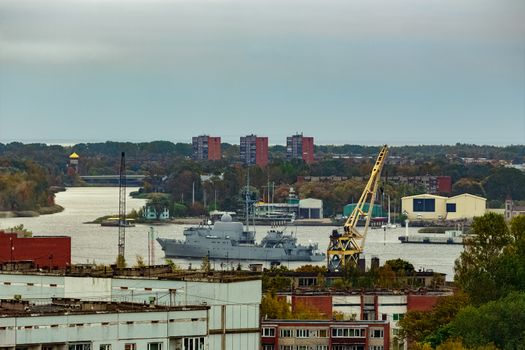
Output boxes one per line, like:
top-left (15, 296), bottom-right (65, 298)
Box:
top-left (118, 152), bottom-right (126, 260)
top-left (327, 145), bottom-right (389, 272)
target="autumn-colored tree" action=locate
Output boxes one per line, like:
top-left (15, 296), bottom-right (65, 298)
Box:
top-left (398, 292), bottom-right (470, 345)
top-left (292, 300), bottom-right (327, 320)
top-left (260, 291), bottom-right (291, 319)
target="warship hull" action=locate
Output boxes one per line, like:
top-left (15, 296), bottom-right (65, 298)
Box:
top-left (157, 238), bottom-right (325, 262)
top-left (157, 214), bottom-right (325, 263)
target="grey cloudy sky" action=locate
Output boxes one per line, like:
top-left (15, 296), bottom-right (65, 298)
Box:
top-left (0, 0), bottom-right (524, 145)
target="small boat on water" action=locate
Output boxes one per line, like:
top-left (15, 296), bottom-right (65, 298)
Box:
top-left (398, 230), bottom-right (465, 244)
top-left (100, 218), bottom-right (136, 227)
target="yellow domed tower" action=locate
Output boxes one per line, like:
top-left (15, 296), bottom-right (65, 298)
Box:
top-left (68, 152), bottom-right (79, 175)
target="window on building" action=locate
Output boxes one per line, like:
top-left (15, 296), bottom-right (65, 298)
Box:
top-left (69, 344), bottom-right (91, 350)
top-left (413, 198), bottom-right (436, 212)
top-left (100, 345), bottom-right (111, 350)
top-left (393, 313), bottom-right (405, 321)
top-left (182, 337), bottom-right (205, 350)
top-left (279, 346), bottom-right (293, 350)
top-left (262, 346), bottom-right (274, 350)
top-left (297, 346), bottom-right (308, 350)
top-left (371, 329), bottom-right (384, 338)
top-left (318, 329), bottom-right (328, 338)
top-left (124, 344), bottom-right (136, 350)
top-left (147, 343), bottom-right (162, 350)
top-left (316, 346), bottom-right (328, 350)
top-left (446, 203), bottom-right (456, 212)
top-left (369, 346), bottom-right (384, 350)
top-left (262, 327), bottom-right (275, 337)
top-left (296, 329), bottom-right (309, 338)
top-left (280, 329), bottom-right (292, 338)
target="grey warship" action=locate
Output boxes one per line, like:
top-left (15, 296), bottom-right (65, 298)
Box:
top-left (156, 213), bottom-right (325, 262)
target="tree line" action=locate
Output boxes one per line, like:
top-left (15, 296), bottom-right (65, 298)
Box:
top-left (399, 213), bottom-right (525, 349)
top-left (1, 142), bottom-right (525, 215)
top-left (0, 158), bottom-right (56, 212)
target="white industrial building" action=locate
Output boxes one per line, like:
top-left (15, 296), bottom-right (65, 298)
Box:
top-left (0, 299), bottom-right (208, 350)
top-left (298, 198), bottom-right (323, 219)
top-left (0, 270), bottom-right (261, 350)
top-left (401, 193), bottom-right (486, 221)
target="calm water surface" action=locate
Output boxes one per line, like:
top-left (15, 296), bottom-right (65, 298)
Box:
top-left (0, 187), bottom-right (462, 280)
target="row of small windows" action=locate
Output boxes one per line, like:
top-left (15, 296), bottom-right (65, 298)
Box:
top-left (270, 346), bottom-right (328, 350)
top-left (54, 341), bottom-right (200, 350)
top-left (0, 320), bottom-right (174, 330)
top-left (262, 347), bottom-right (383, 350)
top-left (263, 327), bottom-right (385, 339)
top-left (69, 343), bottom-right (160, 350)
top-left (274, 328), bottom-right (329, 338)
top-left (332, 328), bottom-right (366, 338)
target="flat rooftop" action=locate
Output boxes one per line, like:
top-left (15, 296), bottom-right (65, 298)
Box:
top-left (0, 298), bottom-right (209, 317)
top-left (0, 264), bottom-right (261, 283)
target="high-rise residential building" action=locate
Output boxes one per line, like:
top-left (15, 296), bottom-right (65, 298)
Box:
top-left (192, 135), bottom-right (221, 161)
top-left (286, 133), bottom-right (314, 164)
top-left (240, 134), bottom-right (269, 166)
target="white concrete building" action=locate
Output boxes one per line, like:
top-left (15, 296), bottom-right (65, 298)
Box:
top-left (0, 299), bottom-right (208, 350)
top-left (0, 271), bottom-right (261, 350)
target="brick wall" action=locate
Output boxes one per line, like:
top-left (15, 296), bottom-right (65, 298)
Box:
top-left (0, 232), bottom-right (71, 268)
top-left (407, 294), bottom-right (440, 312)
top-left (291, 295), bottom-right (332, 318)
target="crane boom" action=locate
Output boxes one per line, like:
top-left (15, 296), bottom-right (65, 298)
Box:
top-left (118, 152), bottom-right (126, 260)
top-left (327, 145), bottom-right (389, 272)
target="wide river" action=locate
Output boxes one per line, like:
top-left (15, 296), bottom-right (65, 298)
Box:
top-left (0, 187), bottom-right (462, 280)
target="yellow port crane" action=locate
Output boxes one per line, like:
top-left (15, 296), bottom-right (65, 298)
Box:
top-left (327, 145), bottom-right (389, 272)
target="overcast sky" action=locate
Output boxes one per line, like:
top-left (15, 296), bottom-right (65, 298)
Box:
top-left (0, 0), bottom-right (524, 145)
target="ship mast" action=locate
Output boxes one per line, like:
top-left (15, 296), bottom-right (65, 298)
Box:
top-left (245, 169), bottom-right (250, 231)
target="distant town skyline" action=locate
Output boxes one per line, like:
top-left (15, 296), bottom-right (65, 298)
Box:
top-left (0, 0), bottom-right (524, 146)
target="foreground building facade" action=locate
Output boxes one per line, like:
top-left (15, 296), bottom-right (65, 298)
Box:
top-left (261, 319), bottom-right (390, 350)
top-left (278, 290), bottom-right (449, 350)
top-left (0, 270), bottom-right (261, 350)
top-left (0, 298), bottom-right (208, 350)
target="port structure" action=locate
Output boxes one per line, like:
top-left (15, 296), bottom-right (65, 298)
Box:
top-left (327, 145), bottom-right (389, 272)
top-left (118, 152), bottom-right (126, 260)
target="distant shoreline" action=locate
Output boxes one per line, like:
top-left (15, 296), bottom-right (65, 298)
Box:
top-left (0, 204), bottom-right (65, 218)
